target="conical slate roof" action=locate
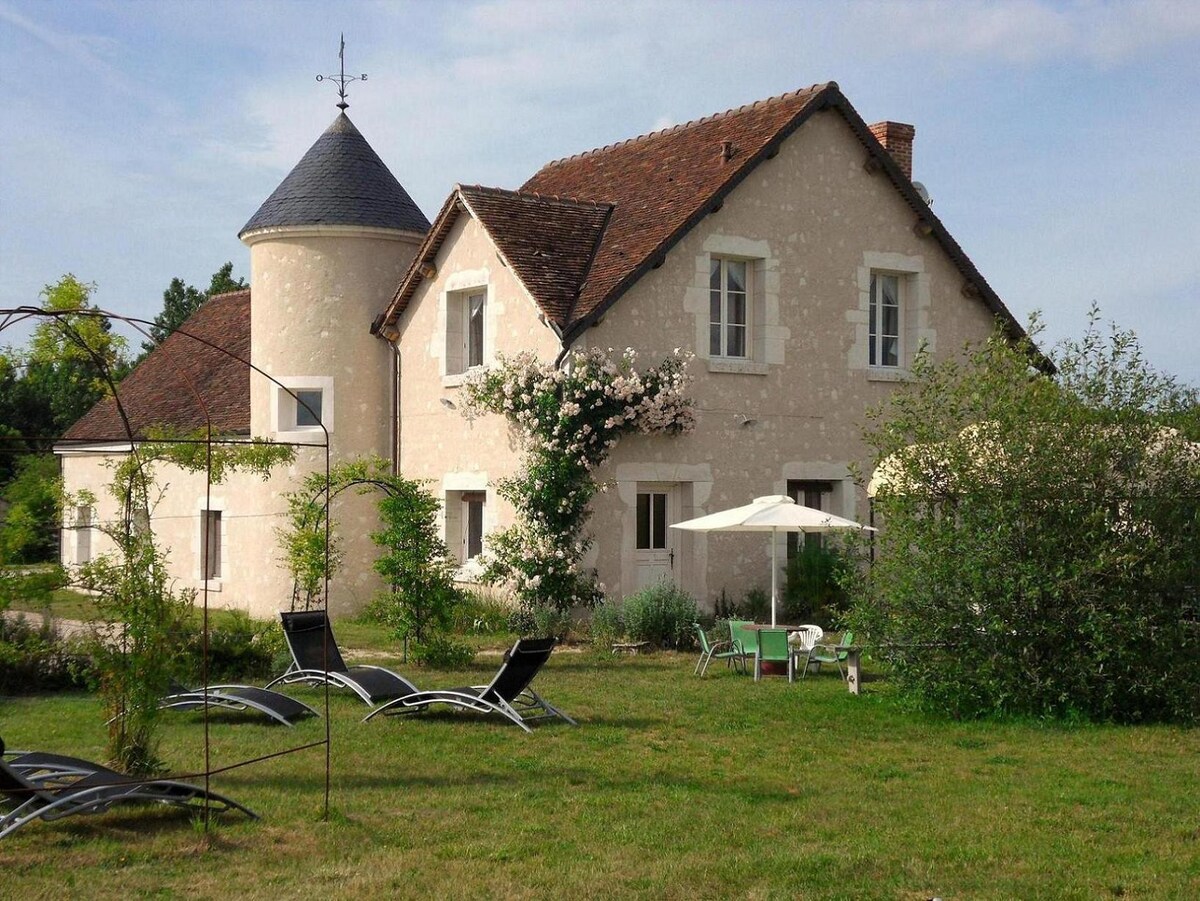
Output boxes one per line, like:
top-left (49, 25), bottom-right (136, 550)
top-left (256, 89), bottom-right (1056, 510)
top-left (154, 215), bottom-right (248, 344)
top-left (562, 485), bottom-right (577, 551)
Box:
top-left (240, 112), bottom-right (430, 237)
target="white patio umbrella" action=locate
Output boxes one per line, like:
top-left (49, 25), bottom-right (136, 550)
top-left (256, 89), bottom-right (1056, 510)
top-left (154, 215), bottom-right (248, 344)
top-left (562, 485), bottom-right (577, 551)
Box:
top-left (670, 495), bottom-right (873, 627)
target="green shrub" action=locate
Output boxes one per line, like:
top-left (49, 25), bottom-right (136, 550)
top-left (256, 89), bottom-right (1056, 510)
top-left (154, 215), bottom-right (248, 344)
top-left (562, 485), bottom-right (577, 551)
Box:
top-left (509, 605), bottom-right (575, 640)
top-left (411, 633), bottom-right (475, 668)
top-left (0, 614), bottom-right (91, 694)
top-left (453, 590), bottom-right (512, 635)
top-left (589, 599), bottom-right (625, 646)
top-left (854, 312), bottom-right (1200, 723)
top-left (181, 611), bottom-right (285, 682)
top-left (622, 582), bottom-right (698, 649)
top-left (740, 587), bottom-right (770, 623)
top-left (783, 541), bottom-right (849, 627)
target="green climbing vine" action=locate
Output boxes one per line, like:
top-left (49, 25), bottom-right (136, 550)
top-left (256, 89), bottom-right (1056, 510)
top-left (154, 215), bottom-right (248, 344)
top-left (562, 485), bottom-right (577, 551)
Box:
top-left (462, 347), bottom-right (694, 612)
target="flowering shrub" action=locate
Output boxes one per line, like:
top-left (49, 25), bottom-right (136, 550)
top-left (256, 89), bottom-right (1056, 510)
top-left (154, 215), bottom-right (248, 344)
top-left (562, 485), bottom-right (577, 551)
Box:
top-left (463, 347), bottom-right (694, 611)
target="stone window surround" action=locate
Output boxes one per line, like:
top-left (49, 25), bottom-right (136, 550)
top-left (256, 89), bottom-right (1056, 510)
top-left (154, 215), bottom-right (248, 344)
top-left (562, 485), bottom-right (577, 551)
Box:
top-left (771, 462), bottom-right (857, 568)
top-left (689, 235), bottom-right (786, 376)
top-left (271, 376), bottom-right (335, 441)
top-left (194, 495), bottom-right (226, 590)
top-left (849, 251), bottom-right (933, 381)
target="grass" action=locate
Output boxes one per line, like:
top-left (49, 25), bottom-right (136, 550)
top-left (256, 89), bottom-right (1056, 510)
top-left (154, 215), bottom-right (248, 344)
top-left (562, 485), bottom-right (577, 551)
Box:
top-left (2, 636), bottom-right (1197, 900)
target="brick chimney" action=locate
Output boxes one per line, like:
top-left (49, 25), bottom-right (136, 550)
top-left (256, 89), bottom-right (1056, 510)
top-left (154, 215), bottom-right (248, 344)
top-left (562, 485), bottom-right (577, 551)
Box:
top-left (869, 121), bottom-right (916, 180)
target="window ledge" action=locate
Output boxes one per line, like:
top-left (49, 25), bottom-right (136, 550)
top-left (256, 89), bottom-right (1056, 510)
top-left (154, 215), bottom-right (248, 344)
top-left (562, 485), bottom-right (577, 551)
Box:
top-left (867, 367), bottom-right (912, 383)
top-left (273, 427), bottom-right (330, 444)
top-left (196, 580), bottom-right (223, 592)
top-left (707, 358), bottom-right (769, 376)
top-left (453, 562), bottom-right (485, 584)
top-left (442, 373), bottom-right (467, 388)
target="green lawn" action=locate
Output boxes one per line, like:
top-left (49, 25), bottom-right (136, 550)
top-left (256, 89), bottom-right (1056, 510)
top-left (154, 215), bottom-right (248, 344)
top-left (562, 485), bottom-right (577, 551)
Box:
top-left (2, 644), bottom-right (1197, 899)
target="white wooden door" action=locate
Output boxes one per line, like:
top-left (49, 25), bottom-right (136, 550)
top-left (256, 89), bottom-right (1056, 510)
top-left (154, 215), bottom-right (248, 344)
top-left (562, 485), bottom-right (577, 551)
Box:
top-left (635, 484), bottom-right (678, 590)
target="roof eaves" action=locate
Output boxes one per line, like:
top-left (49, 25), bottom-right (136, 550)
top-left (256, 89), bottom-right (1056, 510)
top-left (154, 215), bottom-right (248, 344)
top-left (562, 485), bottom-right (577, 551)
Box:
top-left (378, 190), bottom-right (464, 333)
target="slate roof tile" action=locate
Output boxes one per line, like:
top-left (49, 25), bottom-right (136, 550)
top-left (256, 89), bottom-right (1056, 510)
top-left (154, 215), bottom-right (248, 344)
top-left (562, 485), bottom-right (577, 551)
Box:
top-left (240, 113), bottom-right (430, 237)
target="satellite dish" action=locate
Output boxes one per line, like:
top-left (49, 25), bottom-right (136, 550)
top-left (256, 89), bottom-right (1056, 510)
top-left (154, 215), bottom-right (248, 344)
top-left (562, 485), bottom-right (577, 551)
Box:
top-left (913, 181), bottom-right (933, 207)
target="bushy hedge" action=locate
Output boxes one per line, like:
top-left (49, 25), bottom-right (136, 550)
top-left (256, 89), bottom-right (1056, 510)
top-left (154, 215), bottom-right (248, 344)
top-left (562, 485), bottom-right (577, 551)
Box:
top-left (621, 583), bottom-right (698, 649)
top-left (180, 611), bottom-right (286, 682)
top-left (853, 314), bottom-right (1200, 723)
top-left (0, 615), bottom-right (91, 694)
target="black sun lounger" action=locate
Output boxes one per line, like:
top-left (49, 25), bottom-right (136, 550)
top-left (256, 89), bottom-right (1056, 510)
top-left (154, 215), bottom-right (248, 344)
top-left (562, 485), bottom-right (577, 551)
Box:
top-left (161, 681), bottom-right (319, 727)
top-left (0, 738), bottom-right (257, 839)
top-left (267, 610), bottom-right (417, 706)
top-left (363, 637), bottom-right (577, 733)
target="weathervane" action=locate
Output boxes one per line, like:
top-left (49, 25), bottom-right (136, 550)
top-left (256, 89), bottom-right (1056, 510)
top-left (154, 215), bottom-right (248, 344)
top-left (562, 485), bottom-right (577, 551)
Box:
top-left (316, 33), bottom-right (366, 111)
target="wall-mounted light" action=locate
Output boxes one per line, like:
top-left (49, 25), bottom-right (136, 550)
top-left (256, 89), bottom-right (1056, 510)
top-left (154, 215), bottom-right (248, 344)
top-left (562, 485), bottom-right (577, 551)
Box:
top-left (440, 397), bottom-right (457, 410)
top-left (419, 261), bottom-right (437, 279)
top-left (736, 414), bottom-right (757, 428)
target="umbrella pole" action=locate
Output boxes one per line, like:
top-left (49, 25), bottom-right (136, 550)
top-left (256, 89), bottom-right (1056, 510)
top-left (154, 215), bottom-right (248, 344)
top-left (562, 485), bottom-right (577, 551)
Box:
top-left (771, 526), bottom-right (778, 628)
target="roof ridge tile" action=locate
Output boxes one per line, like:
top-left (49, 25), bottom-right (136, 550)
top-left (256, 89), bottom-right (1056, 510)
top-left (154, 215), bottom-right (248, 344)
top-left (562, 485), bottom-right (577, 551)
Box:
top-left (535, 82), bottom-right (833, 172)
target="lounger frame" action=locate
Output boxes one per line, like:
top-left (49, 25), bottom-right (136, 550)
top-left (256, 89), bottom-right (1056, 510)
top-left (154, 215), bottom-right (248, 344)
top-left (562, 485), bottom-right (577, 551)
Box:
top-left (1, 746), bottom-right (257, 839)
top-left (363, 637), bottom-right (576, 732)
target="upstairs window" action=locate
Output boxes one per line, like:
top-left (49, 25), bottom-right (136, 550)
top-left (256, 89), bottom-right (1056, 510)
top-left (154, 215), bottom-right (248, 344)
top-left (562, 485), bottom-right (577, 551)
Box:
top-left (448, 289), bottom-right (487, 375)
top-left (274, 377), bottom-right (334, 435)
top-left (869, 273), bottom-right (901, 368)
top-left (710, 258), bottom-right (749, 359)
top-left (466, 292), bottom-right (485, 370)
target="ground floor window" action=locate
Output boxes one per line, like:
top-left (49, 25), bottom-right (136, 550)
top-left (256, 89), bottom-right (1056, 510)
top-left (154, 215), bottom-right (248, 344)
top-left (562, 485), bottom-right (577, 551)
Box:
top-left (787, 480), bottom-right (833, 557)
top-left (200, 510), bottom-right (222, 580)
top-left (446, 490), bottom-right (487, 565)
top-left (74, 505), bottom-right (92, 564)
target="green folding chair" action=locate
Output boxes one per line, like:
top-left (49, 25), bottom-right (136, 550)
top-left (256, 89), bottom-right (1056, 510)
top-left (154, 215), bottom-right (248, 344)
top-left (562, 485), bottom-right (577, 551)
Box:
top-left (693, 624), bottom-right (745, 677)
top-left (727, 620), bottom-right (758, 672)
top-left (754, 628), bottom-right (794, 682)
top-left (805, 631), bottom-right (855, 680)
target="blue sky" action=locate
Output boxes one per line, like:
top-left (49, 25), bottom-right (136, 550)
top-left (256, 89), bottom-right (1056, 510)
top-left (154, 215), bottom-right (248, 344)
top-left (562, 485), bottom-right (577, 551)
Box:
top-left (2, 0), bottom-right (1198, 386)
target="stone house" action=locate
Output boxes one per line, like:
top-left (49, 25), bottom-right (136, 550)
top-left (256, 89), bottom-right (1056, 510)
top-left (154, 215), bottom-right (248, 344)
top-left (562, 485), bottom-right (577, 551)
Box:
top-left (58, 81), bottom-right (1026, 618)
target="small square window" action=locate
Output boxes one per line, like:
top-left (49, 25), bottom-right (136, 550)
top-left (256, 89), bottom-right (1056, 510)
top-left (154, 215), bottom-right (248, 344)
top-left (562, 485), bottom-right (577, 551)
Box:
top-left (294, 390), bottom-right (323, 427)
top-left (274, 378), bottom-right (334, 434)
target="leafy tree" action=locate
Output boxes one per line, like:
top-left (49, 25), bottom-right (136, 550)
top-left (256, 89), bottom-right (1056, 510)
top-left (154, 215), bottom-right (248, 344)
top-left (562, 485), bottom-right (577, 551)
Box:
top-left (72, 432), bottom-right (292, 773)
top-left (0, 275), bottom-right (129, 477)
top-left (0, 454), bottom-right (61, 563)
top-left (140, 262), bottom-right (246, 356)
top-left (279, 457), bottom-right (469, 665)
top-left (851, 309), bottom-right (1200, 723)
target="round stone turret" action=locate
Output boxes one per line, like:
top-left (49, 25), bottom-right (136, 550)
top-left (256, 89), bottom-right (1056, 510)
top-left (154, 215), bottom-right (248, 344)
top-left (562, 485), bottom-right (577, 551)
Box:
top-left (241, 111), bottom-right (428, 614)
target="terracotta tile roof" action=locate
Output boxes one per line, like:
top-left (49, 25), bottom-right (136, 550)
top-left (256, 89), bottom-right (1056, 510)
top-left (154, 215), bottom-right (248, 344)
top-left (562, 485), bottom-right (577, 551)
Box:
top-left (380, 186), bottom-right (613, 334)
top-left (382, 82), bottom-right (1028, 353)
top-left (522, 84), bottom-right (833, 338)
top-left (461, 186), bottom-right (613, 324)
top-left (62, 290), bottom-right (251, 443)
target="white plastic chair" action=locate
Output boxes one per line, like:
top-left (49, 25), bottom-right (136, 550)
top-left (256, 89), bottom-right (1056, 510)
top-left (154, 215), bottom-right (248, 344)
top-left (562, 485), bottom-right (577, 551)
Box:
top-left (788, 625), bottom-right (824, 676)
